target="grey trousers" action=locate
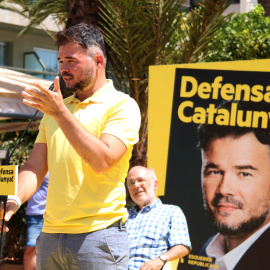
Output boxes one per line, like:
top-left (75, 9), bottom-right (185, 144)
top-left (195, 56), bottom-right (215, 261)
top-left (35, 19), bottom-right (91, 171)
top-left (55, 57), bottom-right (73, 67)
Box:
top-left (36, 221), bottom-right (129, 270)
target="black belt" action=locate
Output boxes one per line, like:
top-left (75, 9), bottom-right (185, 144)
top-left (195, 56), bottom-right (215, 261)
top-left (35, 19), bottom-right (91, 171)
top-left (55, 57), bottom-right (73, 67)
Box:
top-left (107, 219), bottom-right (125, 229)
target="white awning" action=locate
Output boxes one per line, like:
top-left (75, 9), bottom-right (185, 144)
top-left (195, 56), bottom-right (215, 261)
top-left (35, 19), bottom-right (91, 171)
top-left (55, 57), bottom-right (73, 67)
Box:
top-left (0, 67), bottom-right (53, 132)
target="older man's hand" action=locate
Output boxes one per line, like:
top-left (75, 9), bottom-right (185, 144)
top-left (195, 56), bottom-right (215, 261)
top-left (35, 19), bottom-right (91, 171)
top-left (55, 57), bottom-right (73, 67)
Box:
top-left (139, 258), bottom-right (165, 270)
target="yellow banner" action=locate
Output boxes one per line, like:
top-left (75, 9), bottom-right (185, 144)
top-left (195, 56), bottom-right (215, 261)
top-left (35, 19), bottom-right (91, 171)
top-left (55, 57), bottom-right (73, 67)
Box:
top-left (148, 59), bottom-right (270, 269)
top-left (148, 59), bottom-right (270, 196)
top-left (0, 165), bottom-right (18, 195)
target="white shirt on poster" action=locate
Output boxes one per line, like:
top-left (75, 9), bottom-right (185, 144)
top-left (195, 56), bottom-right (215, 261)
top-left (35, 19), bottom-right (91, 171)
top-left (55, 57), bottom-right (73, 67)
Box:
top-left (205, 222), bottom-right (270, 270)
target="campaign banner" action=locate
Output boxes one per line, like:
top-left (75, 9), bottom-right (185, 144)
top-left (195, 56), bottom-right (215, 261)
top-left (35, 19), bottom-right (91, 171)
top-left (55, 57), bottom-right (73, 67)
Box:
top-left (0, 165), bottom-right (18, 195)
top-left (148, 59), bottom-right (270, 270)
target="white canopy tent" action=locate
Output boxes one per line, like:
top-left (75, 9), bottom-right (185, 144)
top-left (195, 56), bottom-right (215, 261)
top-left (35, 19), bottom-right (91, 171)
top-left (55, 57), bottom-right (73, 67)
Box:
top-left (0, 67), bottom-right (53, 132)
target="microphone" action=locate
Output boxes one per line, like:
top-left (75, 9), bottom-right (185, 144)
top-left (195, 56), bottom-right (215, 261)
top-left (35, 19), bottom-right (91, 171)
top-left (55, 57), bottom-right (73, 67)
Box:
top-left (49, 83), bottom-right (54, 91)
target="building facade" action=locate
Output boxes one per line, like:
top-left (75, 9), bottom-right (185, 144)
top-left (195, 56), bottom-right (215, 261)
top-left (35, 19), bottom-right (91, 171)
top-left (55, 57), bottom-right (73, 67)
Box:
top-left (0, 3), bottom-right (61, 80)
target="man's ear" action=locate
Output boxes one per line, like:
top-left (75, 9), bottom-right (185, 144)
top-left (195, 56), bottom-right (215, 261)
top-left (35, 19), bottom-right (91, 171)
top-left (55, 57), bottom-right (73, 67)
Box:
top-left (95, 55), bottom-right (104, 68)
top-left (154, 180), bottom-right (158, 192)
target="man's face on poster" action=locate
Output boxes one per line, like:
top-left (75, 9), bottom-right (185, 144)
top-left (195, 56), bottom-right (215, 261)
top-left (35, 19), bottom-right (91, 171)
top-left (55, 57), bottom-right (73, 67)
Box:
top-left (201, 132), bottom-right (270, 236)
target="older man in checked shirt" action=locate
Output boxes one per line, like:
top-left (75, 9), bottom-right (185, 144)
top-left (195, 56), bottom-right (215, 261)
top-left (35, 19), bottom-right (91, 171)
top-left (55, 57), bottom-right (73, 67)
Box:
top-left (126, 166), bottom-right (191, 270)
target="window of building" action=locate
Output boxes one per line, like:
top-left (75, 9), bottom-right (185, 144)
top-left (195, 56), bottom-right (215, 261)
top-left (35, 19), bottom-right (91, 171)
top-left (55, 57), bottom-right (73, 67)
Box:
top-left (24, 51), bottom-right (45, 78)
top-left (0, 42), bottom-right (7, 66)
top-left (34, 47), bottom-right (59, 80)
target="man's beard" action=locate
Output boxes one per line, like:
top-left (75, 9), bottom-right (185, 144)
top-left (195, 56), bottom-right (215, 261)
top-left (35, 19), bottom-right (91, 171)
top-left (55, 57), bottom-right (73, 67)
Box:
top-left (203, 193), bottom-right (270, 237)
top-left (61, 66), bottom-right (94, 95)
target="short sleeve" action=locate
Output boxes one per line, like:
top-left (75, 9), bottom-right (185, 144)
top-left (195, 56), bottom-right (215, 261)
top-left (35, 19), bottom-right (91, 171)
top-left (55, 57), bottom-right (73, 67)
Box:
top-left (168, 206), bottom-right (192, 250)
top-left (35, 116), bottom-right (47, 144)
top-left (102, 97), bottom-right (141, 148)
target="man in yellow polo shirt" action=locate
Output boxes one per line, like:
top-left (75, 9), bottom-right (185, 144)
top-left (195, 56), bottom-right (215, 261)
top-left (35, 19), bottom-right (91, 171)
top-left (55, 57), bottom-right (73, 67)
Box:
top-left (3, 23), bottom-right (141, 270)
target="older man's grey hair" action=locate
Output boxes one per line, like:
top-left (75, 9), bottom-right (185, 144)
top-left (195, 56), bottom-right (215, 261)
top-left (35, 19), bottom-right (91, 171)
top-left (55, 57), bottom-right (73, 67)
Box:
top-left (148, 168), bottom-right (157, 181)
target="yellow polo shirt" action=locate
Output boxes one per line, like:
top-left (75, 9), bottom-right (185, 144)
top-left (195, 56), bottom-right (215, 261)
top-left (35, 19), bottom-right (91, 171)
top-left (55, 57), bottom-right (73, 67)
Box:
top-left (35, 80), bottom-right (141, 233)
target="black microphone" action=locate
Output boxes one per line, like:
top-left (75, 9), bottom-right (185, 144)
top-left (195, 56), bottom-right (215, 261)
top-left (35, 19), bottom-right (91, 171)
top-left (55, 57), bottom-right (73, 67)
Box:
top-left (49, 83), bottom-right (54, 91)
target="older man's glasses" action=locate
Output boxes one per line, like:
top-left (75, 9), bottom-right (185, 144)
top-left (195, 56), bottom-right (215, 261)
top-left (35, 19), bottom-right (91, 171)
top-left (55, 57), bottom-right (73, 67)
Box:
top-left (127, 178), bottom-right (148, 188)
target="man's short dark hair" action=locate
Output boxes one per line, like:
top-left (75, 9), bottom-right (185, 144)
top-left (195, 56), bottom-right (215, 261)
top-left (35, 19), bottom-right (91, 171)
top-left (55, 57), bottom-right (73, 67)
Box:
top-left (55, 23), bottom-right (107, 61)
top-left (198, 100), bottom-right (270, 151)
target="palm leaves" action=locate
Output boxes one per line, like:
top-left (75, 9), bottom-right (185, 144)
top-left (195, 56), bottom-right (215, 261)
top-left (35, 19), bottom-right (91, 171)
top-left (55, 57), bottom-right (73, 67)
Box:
top-left (98, 0), bottom-right (232, 165)
top-left (98, 0), bottom-right (185, 165)
top-left (0, 0), bottom-right (66, 36)
top-left (179, 0), bottom-right (233, 63)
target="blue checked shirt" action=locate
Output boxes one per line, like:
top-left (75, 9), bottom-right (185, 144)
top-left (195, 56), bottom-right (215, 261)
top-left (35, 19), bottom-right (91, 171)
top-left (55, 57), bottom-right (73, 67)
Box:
top-left (126, 199), bottom-right (191, 270)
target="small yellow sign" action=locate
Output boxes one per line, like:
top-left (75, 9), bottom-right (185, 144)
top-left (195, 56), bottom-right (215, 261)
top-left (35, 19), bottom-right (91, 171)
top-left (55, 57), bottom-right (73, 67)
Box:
top-left (0, 165), bottom-right (18, 195)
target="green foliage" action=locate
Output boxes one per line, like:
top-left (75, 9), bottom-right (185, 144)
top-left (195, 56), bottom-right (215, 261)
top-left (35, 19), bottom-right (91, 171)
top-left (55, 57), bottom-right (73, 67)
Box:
top-left (0, 138), bottom-right (34, 168)
top-left (0, 129), bottom-right (37, 169)
top-left (176, 0), bottom-right (233, 63)
top-left (203, 4), bottom-right (270, 62)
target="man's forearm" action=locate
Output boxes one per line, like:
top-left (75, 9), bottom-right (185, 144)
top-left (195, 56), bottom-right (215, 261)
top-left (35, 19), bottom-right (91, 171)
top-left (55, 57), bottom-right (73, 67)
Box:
top-left (162, 244), bottom-right (190, 262)
top-left (53, 106), bottom-right (126, 173)
top-left (17, 143), bottom-right (48, 204)
top-left (140, 245), bottom-right (190, 270)
top-left (18, 169), bottom-right (44, 204)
